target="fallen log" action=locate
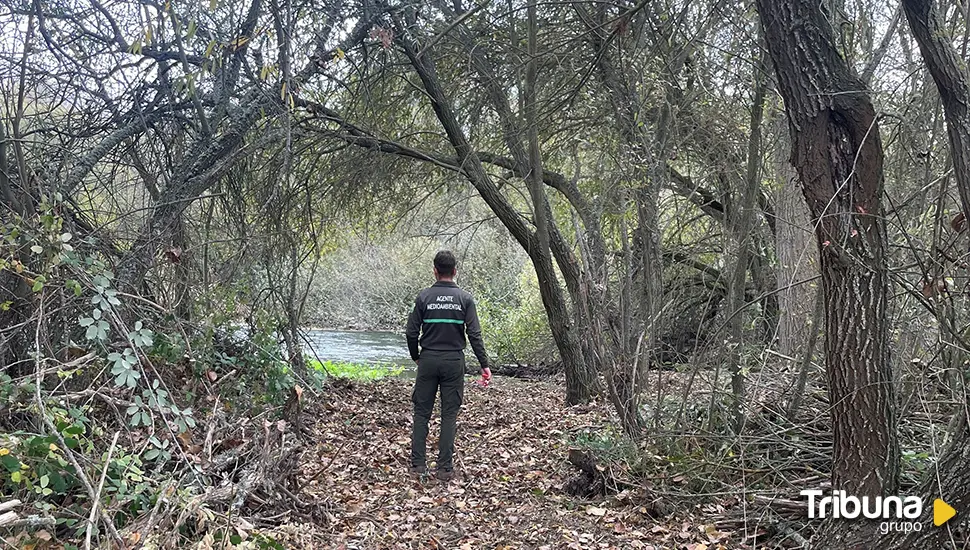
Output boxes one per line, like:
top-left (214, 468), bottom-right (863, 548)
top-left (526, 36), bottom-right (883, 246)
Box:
top-left (465, 362), bottom-right (562, 378)
top-left (0, 500), bottom-right (55, 529)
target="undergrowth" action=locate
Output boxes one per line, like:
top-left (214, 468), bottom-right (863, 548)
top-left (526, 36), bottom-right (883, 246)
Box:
top-left (308, 359), bottom-right (405, 381)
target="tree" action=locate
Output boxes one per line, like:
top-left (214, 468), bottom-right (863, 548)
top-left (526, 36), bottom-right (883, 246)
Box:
top-left (755, 0), bottom-right (898, 508)
top-left (840, 1), bottom-right (970, 546)
top-left (902, 0), bottom-right (970, 222)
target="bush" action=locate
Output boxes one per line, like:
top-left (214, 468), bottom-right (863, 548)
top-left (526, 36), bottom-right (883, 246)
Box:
top-left (479, 265), bottom-right (556, 364)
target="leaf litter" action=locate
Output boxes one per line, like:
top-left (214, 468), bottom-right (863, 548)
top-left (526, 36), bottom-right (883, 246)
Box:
top-left (267, 376), bottom-right (737, 549)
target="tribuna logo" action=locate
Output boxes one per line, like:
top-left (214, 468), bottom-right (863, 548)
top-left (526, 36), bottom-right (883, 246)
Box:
top-left (801, 490), bottom-right (922, 520)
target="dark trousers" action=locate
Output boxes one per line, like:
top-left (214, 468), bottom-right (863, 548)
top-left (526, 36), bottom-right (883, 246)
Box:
top-left (411, 350), bottom-right (465, 470)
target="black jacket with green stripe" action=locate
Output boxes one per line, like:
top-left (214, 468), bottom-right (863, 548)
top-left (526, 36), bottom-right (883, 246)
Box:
top-left (405, 280), bottom-right (489, 370)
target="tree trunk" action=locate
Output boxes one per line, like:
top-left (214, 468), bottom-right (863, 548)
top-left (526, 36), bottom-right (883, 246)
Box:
top-left (902, 0), bottom-right (970, 223)
top-left (724, 43), bottom-right (768, 433)
top-left (0, 123), bottom-right (23, 214)
top-left (756, 0), bottom-right (898, 502)
top-left (772, 113), bottom-right (819, 357)
top-left (829, 1), bottom-right (970, 546)
top-left (392, 18), bottom-right (598, 404)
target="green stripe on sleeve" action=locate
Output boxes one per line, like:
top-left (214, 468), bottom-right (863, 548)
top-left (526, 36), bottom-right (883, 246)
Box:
top-left (423, 318), bottom-right (464, 324)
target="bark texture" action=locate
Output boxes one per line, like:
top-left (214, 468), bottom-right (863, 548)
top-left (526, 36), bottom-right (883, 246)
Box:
top-left (902, 0), bottom-right (970, 222)
top-left (756, 0), bottom-right (898, 504)
top-left (772, 113), bottom-right (819, 357)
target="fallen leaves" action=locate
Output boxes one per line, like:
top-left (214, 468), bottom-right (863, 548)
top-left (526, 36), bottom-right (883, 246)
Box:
top-left (288, 377), bottom-right (741, 549)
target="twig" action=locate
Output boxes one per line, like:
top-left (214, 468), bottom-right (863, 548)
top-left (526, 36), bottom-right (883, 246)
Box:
top-left (211, 369), bottom-right (238, 389)
top-left (33, 295), bottom-right (125, 547)
top-left (86, 431), bottom-right (120, 550)
top-left (0, 501), bottom-right (21, 514)
top-left (203, 396), bottom-right (225, 463)
top-left (309, 436), bottom-right (351, 481)
top-left (0, 515), bottom-right (55, 529)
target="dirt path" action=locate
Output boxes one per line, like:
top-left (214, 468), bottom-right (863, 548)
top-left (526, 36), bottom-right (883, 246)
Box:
top-left (278, 377), bottom-right (731, 549)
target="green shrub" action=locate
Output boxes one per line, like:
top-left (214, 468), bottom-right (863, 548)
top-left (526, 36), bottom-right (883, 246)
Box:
top-left (568, 427), bottom-right (639, 465)
top-left (479, 265), bottom-right (555, 364)
top-left (1, 407), bottom-right (162, 539)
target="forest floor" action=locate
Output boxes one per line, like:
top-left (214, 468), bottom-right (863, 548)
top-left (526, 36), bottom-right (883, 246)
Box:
top-left (269, 376), bottom-right (749, 550)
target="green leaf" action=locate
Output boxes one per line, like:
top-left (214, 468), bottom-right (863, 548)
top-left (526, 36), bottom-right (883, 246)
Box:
top-left (94, 320), bottom-right (110, 341)
top-left (40, 474), bottom-right (49, 488)
top-left (64, 425), bottom-right (84, 436)
top-left (32, 279), bottom-right (44, 292)
top-left (66, 280), bottom-right (82, 296)
top-left (1, 455), bottom-right (20, 473)
top-left (30, 245), bottom-right (43, 254)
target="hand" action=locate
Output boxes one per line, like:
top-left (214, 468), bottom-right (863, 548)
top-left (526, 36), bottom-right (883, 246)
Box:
top-left (478, 367), bottom-right (491, 387)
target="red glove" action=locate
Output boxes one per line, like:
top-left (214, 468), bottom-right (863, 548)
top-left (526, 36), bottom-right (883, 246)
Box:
top-left (478, 367), bottom-right (492, 387)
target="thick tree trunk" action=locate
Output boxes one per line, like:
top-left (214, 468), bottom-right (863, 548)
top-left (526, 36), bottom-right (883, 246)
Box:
top-left (824, 1), bottom-right (970, 546)
top-left (772, 114), bottom-right (819, 356)
top-left (756, 0), bottom-right (898, 504)
top-left (902, 0), bottom-right (970, 222)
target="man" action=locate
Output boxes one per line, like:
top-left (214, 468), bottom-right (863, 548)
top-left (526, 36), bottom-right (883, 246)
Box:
top-left (405, 250), bottom-right (491, 481)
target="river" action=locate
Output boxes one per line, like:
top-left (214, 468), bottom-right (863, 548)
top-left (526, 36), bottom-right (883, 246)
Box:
top-left (301, 329), bottom-right (415, 370)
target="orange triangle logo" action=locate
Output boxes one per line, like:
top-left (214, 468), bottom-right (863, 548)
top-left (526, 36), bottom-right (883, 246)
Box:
top-left (934, 498), bottom-right (956, 526)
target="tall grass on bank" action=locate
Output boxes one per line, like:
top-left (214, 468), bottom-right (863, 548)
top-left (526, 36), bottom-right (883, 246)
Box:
top-left (308, 359), bottom-right (405, 381)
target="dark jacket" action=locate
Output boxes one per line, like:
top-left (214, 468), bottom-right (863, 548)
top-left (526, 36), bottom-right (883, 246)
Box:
top-left (405, 281), bottom-right (489, 369)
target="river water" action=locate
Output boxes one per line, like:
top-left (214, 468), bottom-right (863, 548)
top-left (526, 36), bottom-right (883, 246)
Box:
top-left (301, 329), bottom-right (415, 369)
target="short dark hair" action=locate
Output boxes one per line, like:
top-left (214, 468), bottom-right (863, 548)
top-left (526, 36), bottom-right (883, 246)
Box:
top-left (434, 250), bottom-right (457, 277)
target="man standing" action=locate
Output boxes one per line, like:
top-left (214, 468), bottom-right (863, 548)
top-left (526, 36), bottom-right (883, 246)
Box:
top-left (405, 250), bottom-right (491, 481)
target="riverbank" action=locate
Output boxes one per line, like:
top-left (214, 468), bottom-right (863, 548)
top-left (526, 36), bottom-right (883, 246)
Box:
top-left (267, 377), bottom-right (734, 549)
